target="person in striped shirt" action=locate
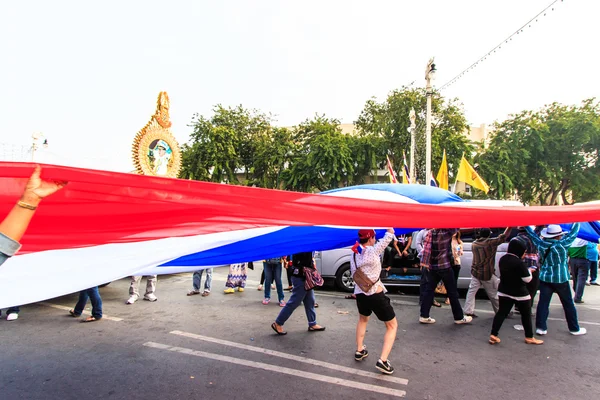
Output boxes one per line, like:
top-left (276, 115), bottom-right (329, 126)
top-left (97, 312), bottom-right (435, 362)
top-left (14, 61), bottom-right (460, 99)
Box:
top-left (525, 223), bottom-right (586, 336)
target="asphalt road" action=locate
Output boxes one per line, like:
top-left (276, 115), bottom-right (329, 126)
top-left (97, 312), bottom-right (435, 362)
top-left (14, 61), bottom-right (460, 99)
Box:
top-left (1, 267), bottom-right (599, 400)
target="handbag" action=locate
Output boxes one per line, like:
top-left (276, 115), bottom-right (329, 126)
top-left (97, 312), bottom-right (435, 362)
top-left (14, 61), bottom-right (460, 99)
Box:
top-left (435, 281), bottom-right (447, 295)
top-left (352, 254), bottom-right (379, 292)
top-left (304, 267), bottom-right (324, 290)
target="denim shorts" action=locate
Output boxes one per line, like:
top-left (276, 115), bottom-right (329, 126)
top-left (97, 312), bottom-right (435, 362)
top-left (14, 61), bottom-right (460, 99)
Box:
top-left (356, 292), bottom-right (395, 322)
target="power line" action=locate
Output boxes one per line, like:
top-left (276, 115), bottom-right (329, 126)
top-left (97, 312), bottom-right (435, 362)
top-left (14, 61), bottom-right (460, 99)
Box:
top-left (439, 0), bottom-right (564, 91)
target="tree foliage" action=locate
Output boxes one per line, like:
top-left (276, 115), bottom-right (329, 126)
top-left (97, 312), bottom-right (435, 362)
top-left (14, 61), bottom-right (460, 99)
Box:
top-left (476, 99), bottom-right (600, 205)
top-left (355, 86), bottom-right (473, 183)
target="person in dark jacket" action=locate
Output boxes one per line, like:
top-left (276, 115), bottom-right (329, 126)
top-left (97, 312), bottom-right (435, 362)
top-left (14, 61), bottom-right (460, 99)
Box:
top-left (271, 252), bottom-right (325, 335)
top-left (489, 240), bottom-right (543, 345)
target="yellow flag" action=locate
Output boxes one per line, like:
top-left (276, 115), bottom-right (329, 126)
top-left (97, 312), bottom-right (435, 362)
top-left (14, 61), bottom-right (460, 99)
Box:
top-left (436, 149), bottom-right (448, 190)
top-left (456, 156), bottom-right (489, 193)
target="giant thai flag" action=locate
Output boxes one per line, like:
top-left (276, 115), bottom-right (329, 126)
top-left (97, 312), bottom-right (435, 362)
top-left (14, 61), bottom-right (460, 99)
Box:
top-left (1, 162), bottom-right (599, 308)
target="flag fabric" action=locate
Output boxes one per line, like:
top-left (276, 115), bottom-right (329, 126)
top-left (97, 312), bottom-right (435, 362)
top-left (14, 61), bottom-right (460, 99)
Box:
top-left (429, 173), bottom-right (438, 187)
top-left (436, 150), bottom-right (449, 191)
top-left (386, 155), bottom-right (399, 184)
top-left (402, 152), bottom-right (411, 184)
top-left (1, 162), bottom-right (600, 308)
top-left (456, 156), bottom-right (490, 193)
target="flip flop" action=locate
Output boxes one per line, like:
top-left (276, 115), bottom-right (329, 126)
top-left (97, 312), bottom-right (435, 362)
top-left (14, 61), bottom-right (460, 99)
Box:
top-left (81, 316), bottom-right (101, 323)
top-left (271, 322), bottom-right (287, 335)
top-left (432, 301), bottom-right (442, 308)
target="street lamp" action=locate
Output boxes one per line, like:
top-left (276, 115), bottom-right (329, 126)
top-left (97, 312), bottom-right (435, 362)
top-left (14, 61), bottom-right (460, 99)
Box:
top-left (408, 108), bottom-right (416, 183)
top-left (425, 58), bottom-right (436, 185)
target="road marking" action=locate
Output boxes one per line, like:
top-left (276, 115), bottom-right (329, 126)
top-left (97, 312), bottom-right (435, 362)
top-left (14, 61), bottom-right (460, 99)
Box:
top-left (473, 308), bottom-right (600, 326)
top-left (170, 330), bottom-right (408, 385)
top-left (143, 342), bottom-right (406, 398)
top-left (39, 302), bottom-right (123, 322)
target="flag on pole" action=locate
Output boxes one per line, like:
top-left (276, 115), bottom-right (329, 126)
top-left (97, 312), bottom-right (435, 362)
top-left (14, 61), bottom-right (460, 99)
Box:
top-left (436, 149), bottom-right (449, 190)
top-left (386, 155), bottom-right (399, 184)
top-left (402, 152), bottom-right (411, 184)
top-left (456, 156), bottom-right (490, 193)
top-left (429, 173), bottom-right (438, 187)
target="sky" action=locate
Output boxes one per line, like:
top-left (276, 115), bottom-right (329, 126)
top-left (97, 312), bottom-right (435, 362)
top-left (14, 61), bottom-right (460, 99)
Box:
top-left (0, 0), bottom-right (597, 172)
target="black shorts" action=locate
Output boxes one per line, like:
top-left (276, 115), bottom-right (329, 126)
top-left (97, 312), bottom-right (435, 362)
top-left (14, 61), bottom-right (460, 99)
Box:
top-left (356, 292), bottom-right (396, 322)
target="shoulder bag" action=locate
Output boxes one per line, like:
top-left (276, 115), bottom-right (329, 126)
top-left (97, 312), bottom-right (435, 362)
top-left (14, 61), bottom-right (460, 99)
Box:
top-left (352, 254), bottom-right (379, 292)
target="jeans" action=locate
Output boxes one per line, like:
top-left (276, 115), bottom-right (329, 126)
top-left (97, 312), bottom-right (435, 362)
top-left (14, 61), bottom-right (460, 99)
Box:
top-left (74, 286), bottom-right (103, 319)
top-left (536, 281), bottom-right (579, 332)
top-left (590, 261), bottom-right (598, 283)
top-left (276, 276), bottom-right (316, 327)
top-left (492, 296), bottom-right (533, 338)
top-left (264, 263), bottom-right (284, 302)
top-left (420, 267), bottom-right (464, 320)
top-left (463, 275), bottom-right (500, 315)
top-left (569, 258), bottom-right (590, 301)
top-left (192, 268), bottom-right (213, 292)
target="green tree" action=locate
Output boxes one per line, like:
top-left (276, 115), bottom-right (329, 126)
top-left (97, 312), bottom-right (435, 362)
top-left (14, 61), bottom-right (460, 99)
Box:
top-left (355, 86), bottom-right (473, 184)
top-left (476, 99), bottom-right (600, 205)
top-left (251, 126), bottom-right (296, 188)
top-left (180, 105), bottom-right (273, 184)
top-left (283, 115), bottom-right (356, 192)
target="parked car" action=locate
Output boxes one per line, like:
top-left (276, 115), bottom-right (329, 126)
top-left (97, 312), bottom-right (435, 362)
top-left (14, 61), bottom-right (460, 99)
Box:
top-left (314, 228), bottom-right (516, 292)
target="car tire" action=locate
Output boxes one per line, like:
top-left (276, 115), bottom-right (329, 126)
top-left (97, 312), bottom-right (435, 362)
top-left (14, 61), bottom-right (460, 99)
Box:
top-left (335, 263), bottom-right (354, 293)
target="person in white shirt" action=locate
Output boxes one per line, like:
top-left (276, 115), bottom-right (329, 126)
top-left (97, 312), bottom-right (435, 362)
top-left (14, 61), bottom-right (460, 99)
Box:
top-left (350, 228), bottom-right (397, 375)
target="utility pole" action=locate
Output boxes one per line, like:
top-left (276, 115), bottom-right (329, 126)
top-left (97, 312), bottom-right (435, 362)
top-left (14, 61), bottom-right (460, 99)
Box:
top-left (408, 108), bottom-right (416, 183)
top-left (425, 58), bottom-right (436, 185)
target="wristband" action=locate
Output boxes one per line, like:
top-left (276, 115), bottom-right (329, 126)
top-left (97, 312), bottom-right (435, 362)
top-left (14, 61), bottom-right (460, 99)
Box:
top-left (17, 200), bottom-right (38, 210)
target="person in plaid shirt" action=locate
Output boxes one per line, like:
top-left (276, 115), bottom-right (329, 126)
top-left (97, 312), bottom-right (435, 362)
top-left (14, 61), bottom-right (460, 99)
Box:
top-left (419, 228), bottom-right (472, 325)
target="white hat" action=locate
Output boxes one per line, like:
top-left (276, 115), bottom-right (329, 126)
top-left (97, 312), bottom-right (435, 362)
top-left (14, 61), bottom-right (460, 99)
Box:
top-left (541, 224), bottom-right (563, 238)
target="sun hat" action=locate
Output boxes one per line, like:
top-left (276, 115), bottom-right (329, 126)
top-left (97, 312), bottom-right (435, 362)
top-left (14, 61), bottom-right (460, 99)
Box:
top-left (541, 224), bottom-right (563, 238)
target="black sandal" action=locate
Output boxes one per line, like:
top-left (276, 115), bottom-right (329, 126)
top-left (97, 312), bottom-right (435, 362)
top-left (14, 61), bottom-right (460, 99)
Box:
top-left (432, 300), bottom-right (442, 308)
top-left (69, 309), bottom-right (81, 317)
top-left (271, 322), bottom-right (287, 335)
top-left (308, 325), bottom-right (326, 332)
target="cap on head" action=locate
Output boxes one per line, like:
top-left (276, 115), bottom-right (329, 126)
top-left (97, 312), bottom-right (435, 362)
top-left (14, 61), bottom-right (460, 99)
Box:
top-left (358, 229), bottom-right (376, 240)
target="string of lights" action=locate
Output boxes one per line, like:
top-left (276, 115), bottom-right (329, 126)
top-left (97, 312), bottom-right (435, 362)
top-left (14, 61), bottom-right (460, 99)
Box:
top-left (438, 0), bottom-right (564, 91)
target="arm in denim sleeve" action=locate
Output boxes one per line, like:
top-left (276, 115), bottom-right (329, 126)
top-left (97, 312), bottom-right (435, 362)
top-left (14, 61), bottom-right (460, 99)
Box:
top-left (374, 232), bottom-right (396, 256)
top-left (0, 233), bottom-right (21, 267)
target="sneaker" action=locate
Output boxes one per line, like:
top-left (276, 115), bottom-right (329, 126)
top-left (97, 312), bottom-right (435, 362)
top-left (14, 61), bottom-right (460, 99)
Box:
top-left (144, 293), bottom-right (158, 302)
top-left (535, 328), bottom-right (547, 336)
top-left (262, 298), bottom-right (270, 305)
top-left (279, 300), bottom-right (286, 307)
top-left (126, 295), bottom-right (138, 304)
top-left (419, 317), bottom-right (436, 324)
top-left (570, 328), bottom-right (587, 336)
top-left (355, 345), bottom-right (368, 361)
top-left (187, 290), bottom-right (201, 296)
top-left (6, 313), bottom-right (18, 321)
top-left (591, 281), bottom-right (599, 286)
top-left (455, 316), bottom-right (473, 325)
top-left (257, 284), bottom-right (263, 291)
top-left (375, 359), bottom-right (394, 375)
top-left (237, 287), bottom-right (244, 292)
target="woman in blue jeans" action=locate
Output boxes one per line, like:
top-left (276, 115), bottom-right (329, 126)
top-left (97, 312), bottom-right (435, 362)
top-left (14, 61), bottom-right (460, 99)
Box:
top-left (69, 286), bottom-right (103, 322)
top-left (271, 252), bottom-right (325, 335)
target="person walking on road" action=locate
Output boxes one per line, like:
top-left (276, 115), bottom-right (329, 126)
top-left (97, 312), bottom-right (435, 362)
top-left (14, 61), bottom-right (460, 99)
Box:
top-left (262, 256), bottom-right (286, 306)
top-left (525, 224), bottom-right (587, 336)
top-left (569, 238), bottom-right (590, 303)
top-left (463, 227), bottom-right (511, 318)
top-left (187, 268), bottom-right (213, 297)
top-left (350, 228), bottom-right (398, 375)
top-left (70, 286), bottom-right (103, 322)
top-left (489, 240), bottom-right (543, 345)
top-left (420, 228), bottom-right (472, 326)
top-left (587, 242), bottom-right (599, 285)
top-left (271, 252), bottom-right (324, 335)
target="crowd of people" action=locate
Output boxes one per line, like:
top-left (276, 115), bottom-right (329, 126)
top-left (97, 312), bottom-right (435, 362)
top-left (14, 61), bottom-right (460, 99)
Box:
top-left (0, 166), bottom-right (598, 377)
